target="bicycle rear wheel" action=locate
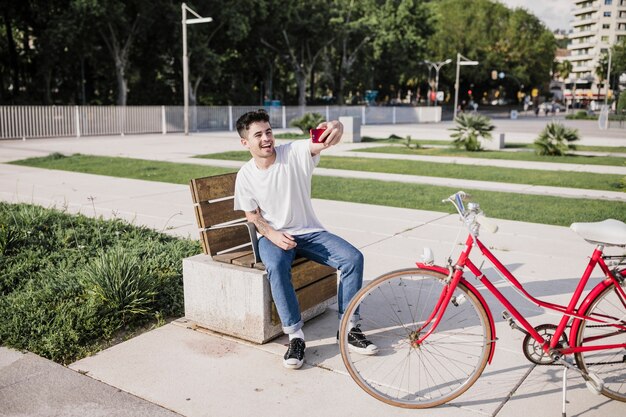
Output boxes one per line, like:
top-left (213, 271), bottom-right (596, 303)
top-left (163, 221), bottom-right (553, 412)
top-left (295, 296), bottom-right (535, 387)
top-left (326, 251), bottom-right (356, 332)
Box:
top-left (574, 283), bottom-right (626, 402)
top-left (339, 268), bottom-right (492, 408)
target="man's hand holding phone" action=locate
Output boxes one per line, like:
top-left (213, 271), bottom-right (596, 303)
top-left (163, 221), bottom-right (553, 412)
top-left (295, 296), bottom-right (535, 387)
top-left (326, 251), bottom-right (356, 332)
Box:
top-left (309, 120), bottom-right (343, 155)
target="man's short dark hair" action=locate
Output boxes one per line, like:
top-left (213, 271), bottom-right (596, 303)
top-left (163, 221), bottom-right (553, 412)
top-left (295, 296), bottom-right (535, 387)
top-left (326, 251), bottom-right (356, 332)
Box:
top-left (236, 109), bottom-right (270, 138)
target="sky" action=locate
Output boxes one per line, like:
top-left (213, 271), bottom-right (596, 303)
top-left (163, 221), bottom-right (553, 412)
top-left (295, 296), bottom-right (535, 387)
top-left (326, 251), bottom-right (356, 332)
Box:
top-left (497, 0), bottom-right (572, 31)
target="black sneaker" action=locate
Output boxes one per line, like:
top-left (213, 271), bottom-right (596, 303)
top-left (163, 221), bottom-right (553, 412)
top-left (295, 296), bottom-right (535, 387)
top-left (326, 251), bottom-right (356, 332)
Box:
top-left (283, 338), bottom-right (305, 369)
top-left (337, 325), bottom-right (379, 355)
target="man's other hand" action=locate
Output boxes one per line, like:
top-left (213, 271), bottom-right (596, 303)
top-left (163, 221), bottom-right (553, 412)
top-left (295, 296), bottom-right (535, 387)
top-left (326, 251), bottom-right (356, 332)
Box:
top-left (269, 230), bottom-right (297, 250)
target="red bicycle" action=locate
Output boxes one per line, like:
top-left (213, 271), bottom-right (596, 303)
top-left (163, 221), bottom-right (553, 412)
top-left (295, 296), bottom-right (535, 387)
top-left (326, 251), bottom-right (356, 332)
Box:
top-left (339, 191), bottom-right (626, 409)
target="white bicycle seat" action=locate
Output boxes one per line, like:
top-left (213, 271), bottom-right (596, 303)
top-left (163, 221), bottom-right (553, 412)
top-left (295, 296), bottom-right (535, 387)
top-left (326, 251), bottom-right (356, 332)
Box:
top-left (570, 219), bottom-right (626, 246)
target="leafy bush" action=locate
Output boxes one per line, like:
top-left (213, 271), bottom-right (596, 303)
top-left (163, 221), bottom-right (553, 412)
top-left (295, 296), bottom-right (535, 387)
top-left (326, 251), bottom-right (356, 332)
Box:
top-left (565, 110), bottom-right (596, 120)
top-left (289, 112), bottom-right (325, 134)
top-left (82, 247), bottom-right (157, 323)
top-left (449, 113), bottom-right (495, 151)
top-left (534, 122), bottom-right (580, 156)
top-left (0, 202), bottom-right (201, 364)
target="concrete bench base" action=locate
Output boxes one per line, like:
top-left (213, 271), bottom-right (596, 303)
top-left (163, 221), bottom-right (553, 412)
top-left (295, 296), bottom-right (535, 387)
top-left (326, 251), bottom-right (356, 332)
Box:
top-left (183, 254), bottom-right (337, 344)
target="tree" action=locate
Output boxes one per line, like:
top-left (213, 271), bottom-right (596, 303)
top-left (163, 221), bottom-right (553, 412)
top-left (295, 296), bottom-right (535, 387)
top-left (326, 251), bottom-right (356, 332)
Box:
top-left (260, 0), bottom-right (335, 106)
top-left (90, 0), bottom-right (152, 106)
top-left (328, 0), bottom-right (374, 104)
top-left (370, 0), bottom-right (432, 103)
top-left (427, 0), bottom-right (555, 103)
top-left (557, 60), bottom-right (573, 80)
top-left (596, 53), bottom-right (610, 100)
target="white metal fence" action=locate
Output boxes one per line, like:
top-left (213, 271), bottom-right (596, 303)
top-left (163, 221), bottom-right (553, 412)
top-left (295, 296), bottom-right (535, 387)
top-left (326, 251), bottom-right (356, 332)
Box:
top-left (0, 105), bottom-right (441, 140)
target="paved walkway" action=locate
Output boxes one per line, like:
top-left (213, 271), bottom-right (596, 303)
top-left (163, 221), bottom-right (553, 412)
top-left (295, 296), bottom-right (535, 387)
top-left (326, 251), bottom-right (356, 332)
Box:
top-left (1, 122), bottom-right (625, 417)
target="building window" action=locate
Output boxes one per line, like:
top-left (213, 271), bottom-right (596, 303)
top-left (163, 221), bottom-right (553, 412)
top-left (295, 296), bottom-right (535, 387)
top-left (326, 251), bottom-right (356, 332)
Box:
top-left (603, 11), bottom-right (611, 17)
top-left (605, 0), bottom-right (612, 5)
top-left (601, 35), bottom-right (609, 42)
top-left (603, 23), bottom-right (610, 29)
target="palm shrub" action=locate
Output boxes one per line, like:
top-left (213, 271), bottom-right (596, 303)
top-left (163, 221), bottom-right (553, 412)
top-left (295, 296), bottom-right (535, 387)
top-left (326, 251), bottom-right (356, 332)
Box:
top-left (290, 112), bottom-right (325, 134)
top-left (534, 122), bottom-right (580, 156)
top-left (450, 113), bottom-right (495, 151)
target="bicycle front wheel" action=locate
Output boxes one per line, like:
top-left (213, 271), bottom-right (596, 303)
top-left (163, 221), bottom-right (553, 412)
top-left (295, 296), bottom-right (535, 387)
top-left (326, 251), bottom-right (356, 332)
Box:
top-left (574, 283), bottom-right (626, 402)
top-left (339, 268), bottom-right (493, 408)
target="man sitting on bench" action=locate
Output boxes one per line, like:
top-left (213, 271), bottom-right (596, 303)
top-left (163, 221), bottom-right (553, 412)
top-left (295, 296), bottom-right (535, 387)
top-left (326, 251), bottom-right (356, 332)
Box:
top-left (234, 109), bottom-right (378, 369)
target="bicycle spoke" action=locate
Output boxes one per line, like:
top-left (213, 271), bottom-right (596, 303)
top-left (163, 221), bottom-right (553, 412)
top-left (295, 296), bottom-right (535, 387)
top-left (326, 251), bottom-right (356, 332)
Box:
top-left (340, 269), bottom-right (491, 408)
top-left (575, 284), bottom-right (626, 402)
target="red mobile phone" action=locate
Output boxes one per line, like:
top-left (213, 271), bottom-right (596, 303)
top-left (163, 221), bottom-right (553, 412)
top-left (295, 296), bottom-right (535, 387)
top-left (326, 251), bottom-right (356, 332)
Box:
top-left (310, 128), bottom-right (327, 143)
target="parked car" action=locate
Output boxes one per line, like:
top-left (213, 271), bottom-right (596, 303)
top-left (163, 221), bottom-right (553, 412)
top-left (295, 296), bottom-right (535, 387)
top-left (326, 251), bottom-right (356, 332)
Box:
top-left (538, 102), bottom-right (566, 113)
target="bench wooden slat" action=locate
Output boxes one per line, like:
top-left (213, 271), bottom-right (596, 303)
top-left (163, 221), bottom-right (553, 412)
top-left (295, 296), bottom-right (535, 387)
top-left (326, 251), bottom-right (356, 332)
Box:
top-left (231, 253), bottom-right (257, 268)
top-left (191, 173), bottom-right (238, 203)
top-left (194, 199), bottom-right (245, 228)
top-left (212, 247), bottom-right (254, 264)
top-left (271, 273), bottom-right (337, 325)
top-left (200, 224), bottom-right (253, 256)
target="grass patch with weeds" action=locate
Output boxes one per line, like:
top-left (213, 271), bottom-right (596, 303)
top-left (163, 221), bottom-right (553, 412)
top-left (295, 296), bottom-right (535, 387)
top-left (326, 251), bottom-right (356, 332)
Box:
top-left (0, 202), bottom-right (201, 364)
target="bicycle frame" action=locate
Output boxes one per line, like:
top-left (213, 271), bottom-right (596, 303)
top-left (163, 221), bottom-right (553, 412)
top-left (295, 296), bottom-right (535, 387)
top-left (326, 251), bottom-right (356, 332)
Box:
top-left (416, 231), bottom-right (626, 359)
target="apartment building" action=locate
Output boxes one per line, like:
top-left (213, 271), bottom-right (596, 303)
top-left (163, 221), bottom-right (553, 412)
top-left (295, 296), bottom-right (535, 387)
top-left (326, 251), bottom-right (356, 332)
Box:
top-left (565, 0), bottom-right (626, 103)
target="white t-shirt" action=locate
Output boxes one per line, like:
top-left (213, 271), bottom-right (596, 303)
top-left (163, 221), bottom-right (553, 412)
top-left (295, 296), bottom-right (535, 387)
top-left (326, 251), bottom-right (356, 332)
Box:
top-left (234, 140), bottom-right (325, 235)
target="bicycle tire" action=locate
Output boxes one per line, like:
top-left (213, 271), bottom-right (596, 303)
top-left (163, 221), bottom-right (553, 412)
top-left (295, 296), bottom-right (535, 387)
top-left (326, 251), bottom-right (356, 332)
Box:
top-left (574, 283), bottom-right (626, 402)
top-left (339, 268), bottom-right (492, 408)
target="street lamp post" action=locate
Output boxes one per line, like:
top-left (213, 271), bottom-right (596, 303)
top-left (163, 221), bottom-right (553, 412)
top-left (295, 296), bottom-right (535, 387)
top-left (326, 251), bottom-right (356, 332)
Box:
top-left (424, 59), bottom-right (452, 106)
top-left (453, 53), bottom-right (479, 120)
top-left (182, 3), bottom-right (212, 136)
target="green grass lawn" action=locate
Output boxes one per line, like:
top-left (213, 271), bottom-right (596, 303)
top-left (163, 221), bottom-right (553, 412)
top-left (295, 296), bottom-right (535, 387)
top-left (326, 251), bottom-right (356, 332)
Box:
top-left (195, 151), bottom-right (624, 192)
top-left (11, 153), bottom-right (235, 183)
top-left (11, 153), bottom-right (626, 226)
top-left (353, 145), bottom-right (626, 167)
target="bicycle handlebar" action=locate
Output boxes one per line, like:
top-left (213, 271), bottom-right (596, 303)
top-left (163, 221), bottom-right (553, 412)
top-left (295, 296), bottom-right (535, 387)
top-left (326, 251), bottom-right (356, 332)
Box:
top-left (443, 191), bottom-right (498, 234)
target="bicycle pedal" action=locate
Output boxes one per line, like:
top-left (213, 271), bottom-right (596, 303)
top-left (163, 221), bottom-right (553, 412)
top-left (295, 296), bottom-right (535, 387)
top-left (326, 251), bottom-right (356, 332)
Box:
top-left (502, 311), bottom-right (516, 328)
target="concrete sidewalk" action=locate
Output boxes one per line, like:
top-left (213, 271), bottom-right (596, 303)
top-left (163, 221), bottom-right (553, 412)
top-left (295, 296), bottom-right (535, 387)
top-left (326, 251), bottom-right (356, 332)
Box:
top-left (1, 125), bottom-right (625, 417)
top-left (1, 163), bottom-right (625, 417)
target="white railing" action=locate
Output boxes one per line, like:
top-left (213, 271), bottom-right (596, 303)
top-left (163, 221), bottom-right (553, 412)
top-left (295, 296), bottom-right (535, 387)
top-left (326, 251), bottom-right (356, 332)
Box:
top-left (0, 105), bottom-right (442, 140)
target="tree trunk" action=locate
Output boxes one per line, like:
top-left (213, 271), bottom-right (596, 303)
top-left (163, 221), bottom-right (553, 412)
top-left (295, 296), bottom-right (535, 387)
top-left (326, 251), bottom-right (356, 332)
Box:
top-left (296, 71), bottom-right (306, 107)
top-left (115, 58), bottom-right (127, 106)
top-left (43, 70), bottom-right (52, 104)
top-left (101, 19), bottom-right (139, 107)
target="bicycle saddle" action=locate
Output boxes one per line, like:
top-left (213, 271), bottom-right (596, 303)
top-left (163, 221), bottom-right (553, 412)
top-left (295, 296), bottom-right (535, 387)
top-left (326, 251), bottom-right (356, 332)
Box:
top-left (570, 219), bottom-right (626, 246)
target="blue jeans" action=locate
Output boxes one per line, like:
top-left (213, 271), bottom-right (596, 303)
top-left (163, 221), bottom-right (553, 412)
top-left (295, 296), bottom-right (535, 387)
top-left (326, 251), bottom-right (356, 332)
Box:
top-left (258, 231), bottom-right (364, 335)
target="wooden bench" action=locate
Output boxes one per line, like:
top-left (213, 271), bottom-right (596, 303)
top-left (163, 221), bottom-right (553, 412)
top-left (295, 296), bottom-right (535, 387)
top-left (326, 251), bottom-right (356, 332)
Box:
top-left (182, 172), bottom-right (337, 343)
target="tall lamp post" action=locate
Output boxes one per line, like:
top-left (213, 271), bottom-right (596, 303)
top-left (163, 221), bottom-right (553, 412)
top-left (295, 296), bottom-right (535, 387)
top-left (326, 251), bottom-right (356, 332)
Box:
top-left (453, 53), bottom-right (479, 120)
top-left (424, 59), bottom-right (452, 106)
top-left (182, 3), bottom-right (212, 135)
